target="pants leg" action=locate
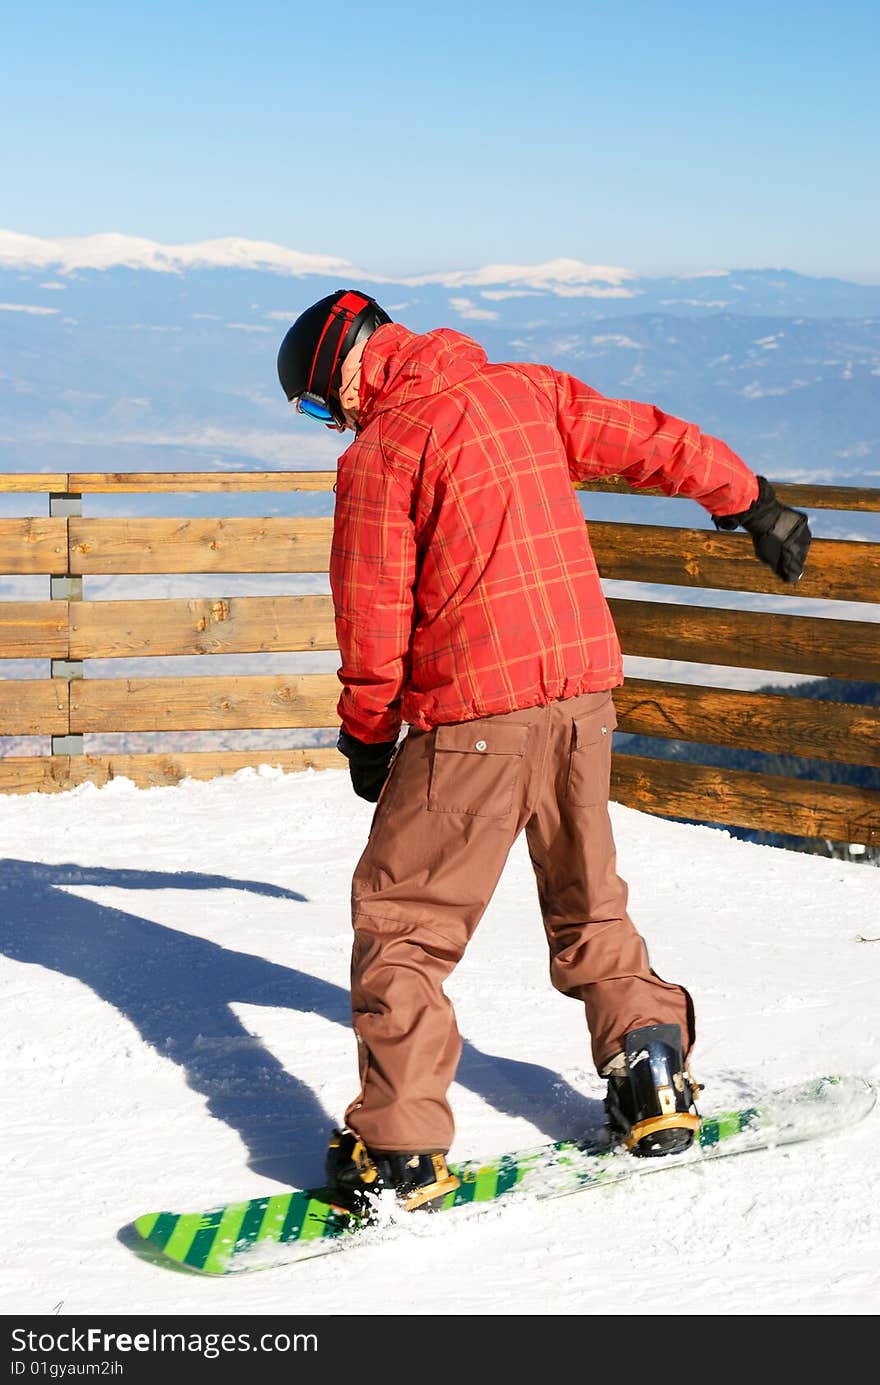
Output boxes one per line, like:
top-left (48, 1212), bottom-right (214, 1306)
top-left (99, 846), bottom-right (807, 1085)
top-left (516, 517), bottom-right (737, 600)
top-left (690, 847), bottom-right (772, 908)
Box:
top-left (345, 715), bottom-right (534, 1152)
top-left (524, 691), bottom-right (695, 1071)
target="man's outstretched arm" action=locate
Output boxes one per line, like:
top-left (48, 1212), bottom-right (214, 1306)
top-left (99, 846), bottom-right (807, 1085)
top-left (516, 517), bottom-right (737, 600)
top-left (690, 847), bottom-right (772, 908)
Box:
top-left (549, 370), bottom-right (811, 582)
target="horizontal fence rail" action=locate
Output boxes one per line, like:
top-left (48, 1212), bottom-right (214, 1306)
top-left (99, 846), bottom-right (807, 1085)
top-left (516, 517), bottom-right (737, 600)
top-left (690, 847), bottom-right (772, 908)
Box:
top-left (6, 671), bottom-right (876, 767)
top-left (0, 747), bottom-right (342, 796)
top-left (4, 472), bottom-right (880, 509)
top-left (614, 679), bottom-right (879, 768)
top-left (609, 601), bottom-right (880, 681)
top-left (0, 602), bottom-right (68, 657)
top-left (0, 680), bottom-right (68, 735)
top-left (67, 594), bottom-right (338, 659)
top-left (67, 517), bottom-right (334, 575)
top-left (2, 514), bottom-right (876, 602)
top-left (610, 755), bottom-right (877, 844)
top-left (1, 470), bottom-right (878, 846)
top-left (591, 526), bottom-right (878, 602)
top-left (69, 673), bottom-right (341, 733)
top-left (0, 519), bottom-right (67, 573)
top-left (2, 593), bottom-right (875, 679)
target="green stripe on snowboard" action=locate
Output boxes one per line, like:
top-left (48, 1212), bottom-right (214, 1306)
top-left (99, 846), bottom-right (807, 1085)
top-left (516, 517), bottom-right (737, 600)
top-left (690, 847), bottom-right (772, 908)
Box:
top-left (259, 1192), bottom-right (299, 1244)
top-left (300, 1196), bottom-right (338, 1240)
top-left (495, 1156), bottom-right (523, 1197)
top-left (163, 1212), bottom-right (212, 1265)
top-left (195, 1202), bottom-right (250, 1273)
top-left (197, 1197), bottom-right (273, 1275)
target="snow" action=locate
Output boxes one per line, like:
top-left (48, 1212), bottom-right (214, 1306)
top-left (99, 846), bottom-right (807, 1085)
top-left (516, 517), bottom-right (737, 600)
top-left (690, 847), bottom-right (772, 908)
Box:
top-left (1, 766), bottom-right (878, 1316)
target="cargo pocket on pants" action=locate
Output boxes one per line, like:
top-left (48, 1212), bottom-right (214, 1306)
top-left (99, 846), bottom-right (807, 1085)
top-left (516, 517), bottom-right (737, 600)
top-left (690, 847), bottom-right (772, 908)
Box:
top-left (428, 720), bottom-right (529, 820)
top-left (566, 702), bottom-right (616, 807)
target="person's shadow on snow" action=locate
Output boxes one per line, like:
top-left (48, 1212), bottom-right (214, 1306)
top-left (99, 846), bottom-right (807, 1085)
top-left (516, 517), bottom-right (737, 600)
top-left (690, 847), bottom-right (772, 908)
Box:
top-left (0, 858), bottom-right (603, 1188)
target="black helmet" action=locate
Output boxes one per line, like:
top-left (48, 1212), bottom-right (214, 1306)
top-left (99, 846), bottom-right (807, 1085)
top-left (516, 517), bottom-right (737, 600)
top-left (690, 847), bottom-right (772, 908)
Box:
top-left (277, 288), bottom-right (391, 427)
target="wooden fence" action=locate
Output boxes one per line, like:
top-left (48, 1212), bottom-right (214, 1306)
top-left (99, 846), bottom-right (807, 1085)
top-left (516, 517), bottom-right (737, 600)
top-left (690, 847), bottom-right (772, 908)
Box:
top-left (0, 471), bottom-right (878, 845)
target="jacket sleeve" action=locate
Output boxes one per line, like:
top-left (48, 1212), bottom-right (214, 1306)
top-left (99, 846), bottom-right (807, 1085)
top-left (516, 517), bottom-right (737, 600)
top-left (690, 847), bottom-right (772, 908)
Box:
top-left (329, 428), bottom-right (417, 744)
top-left (550, 369), bottom-right (759, 517)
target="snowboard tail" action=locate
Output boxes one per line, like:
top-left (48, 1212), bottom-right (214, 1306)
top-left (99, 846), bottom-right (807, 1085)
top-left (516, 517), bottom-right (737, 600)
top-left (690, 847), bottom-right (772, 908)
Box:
top-left (131, 1074), bottom-right (874, 1276)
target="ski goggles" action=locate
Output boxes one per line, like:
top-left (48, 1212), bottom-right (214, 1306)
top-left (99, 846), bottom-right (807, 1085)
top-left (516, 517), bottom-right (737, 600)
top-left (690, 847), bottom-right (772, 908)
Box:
top-left (295, 391), bottom-right (344, 430)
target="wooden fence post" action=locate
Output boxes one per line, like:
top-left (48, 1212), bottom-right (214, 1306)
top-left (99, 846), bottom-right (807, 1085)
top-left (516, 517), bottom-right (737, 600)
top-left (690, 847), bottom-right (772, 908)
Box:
top-left (49, 487), bottom-right (83, 756)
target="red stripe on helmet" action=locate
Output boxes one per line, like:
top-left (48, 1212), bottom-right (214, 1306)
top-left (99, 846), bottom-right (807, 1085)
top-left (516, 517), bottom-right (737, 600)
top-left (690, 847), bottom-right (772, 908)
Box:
top-left (306, 290), bottom-right (372, 395)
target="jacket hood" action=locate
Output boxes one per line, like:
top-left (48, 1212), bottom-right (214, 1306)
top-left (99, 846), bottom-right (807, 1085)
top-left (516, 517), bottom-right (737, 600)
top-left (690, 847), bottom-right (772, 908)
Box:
top-left (357, 323), bottom-right (488, 424)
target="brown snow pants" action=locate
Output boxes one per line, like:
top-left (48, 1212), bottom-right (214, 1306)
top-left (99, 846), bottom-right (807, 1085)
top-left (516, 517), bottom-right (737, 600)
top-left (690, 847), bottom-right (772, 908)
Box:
top-left (345, 690), bottom-right (694, 1153)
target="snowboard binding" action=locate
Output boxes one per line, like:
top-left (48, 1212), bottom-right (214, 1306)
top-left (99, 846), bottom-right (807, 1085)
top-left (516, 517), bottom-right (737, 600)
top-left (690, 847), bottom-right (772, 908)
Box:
top-left (326, 1128), bottom-right (460, 1214)
top-left (604, 1024), bottom-right (702, 1157)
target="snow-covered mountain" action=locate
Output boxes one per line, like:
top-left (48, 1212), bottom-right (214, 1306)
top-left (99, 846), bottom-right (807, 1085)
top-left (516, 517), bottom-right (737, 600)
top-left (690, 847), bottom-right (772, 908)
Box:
top-left (1, 231), bottom-right (879, 486)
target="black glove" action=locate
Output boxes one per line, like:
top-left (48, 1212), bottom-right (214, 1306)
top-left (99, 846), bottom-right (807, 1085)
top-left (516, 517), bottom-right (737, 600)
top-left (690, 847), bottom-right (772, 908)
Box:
top-left (337, 729), bottom-right (399, 803)
top-left (712, 475), bottom-right (811, 583)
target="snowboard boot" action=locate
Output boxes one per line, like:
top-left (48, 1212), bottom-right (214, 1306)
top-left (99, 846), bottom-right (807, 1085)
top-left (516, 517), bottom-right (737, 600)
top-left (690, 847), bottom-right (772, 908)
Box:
top-left (603, 1024), bottom-right (702, 1157)
top-left (325, 1128), bottom-right (460, 1214)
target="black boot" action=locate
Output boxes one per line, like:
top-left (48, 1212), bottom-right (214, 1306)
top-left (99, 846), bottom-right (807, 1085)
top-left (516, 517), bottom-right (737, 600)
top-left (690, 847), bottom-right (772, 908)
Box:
top-left (604, 1024), bottom-right (701, 1157)
top-left (326, 1128), bottom-right (460, 1213)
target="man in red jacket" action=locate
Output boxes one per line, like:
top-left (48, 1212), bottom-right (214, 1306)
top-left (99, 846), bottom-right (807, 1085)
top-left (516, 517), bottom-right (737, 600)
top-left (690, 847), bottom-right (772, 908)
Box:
top-left (277, 289), bottom-right (811, 1213)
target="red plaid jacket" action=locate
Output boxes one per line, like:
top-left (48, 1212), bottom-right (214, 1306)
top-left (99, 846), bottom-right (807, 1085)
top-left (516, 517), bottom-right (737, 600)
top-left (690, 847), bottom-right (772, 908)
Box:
top-left (330, 324), bottom-right (758, 743)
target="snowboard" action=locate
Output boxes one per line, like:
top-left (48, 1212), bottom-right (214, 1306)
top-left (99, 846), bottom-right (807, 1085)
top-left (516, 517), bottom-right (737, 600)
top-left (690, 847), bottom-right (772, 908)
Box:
top-left (129, 1074), bottom-right (874, 1276)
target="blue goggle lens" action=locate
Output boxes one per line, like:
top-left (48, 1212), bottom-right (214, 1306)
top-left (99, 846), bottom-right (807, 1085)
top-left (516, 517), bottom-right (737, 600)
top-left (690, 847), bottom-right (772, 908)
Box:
top-left (296, 394), bottom-right (335, 423)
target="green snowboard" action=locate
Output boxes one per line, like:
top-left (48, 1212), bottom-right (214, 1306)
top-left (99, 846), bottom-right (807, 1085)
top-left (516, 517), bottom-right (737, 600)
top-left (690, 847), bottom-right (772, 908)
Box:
top-left (129, 1075), bottom-right (874, 1276)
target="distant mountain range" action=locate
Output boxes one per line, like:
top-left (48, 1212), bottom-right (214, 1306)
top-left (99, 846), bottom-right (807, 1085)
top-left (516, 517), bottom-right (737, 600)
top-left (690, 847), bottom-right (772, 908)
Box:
top-left (1, 231), bottom-right (878, 491)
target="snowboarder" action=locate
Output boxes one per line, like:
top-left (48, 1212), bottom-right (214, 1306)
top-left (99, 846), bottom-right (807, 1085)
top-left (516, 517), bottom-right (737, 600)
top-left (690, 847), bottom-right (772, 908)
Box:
top-left (277, 289), bottom-right (811, 1212)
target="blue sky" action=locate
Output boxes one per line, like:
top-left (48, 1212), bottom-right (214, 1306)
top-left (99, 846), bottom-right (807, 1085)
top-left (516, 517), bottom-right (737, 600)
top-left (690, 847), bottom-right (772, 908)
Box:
top-left (3, 0), bottom-right (878, 280)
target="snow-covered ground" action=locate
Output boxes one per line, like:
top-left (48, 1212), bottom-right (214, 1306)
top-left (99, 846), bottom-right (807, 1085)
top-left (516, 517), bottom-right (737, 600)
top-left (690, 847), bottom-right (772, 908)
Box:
top-left (1, 767), bottom-right (878, 1316)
